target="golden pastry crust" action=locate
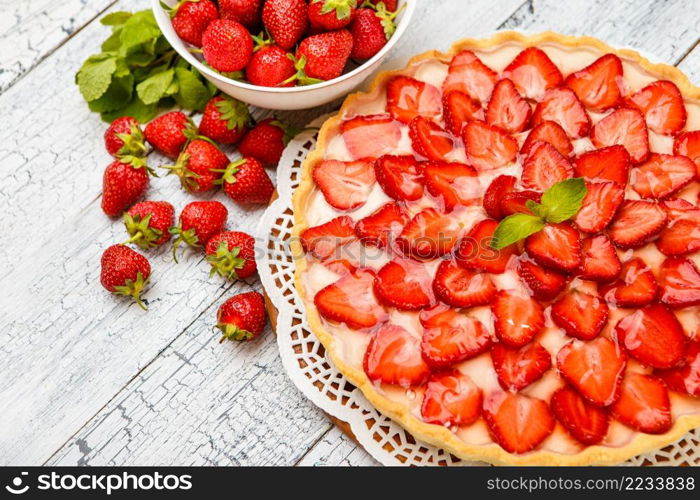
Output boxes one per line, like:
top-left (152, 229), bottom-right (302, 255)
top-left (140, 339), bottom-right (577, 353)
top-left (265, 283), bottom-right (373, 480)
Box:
top-left (291, 31), bottom-right (700, 466)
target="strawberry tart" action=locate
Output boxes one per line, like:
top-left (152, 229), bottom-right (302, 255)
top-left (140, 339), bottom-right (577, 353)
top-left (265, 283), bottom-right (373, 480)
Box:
top-left (292, 32), bottom-right (700, 465)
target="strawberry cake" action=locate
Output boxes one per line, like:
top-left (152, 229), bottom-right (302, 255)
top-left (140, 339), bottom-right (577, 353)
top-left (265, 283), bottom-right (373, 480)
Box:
top-left (292, 32), bottom-right (700, 465)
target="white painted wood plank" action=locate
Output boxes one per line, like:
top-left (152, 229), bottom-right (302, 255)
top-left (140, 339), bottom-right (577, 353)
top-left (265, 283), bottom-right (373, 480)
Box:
top-left (296, 427), bottom-right (380, 466)
top-left (677, 44), bottom-right (700, 84)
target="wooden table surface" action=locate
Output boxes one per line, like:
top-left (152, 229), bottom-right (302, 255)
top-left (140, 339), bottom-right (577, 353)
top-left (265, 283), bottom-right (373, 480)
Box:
top-left (1, 0), bottom-right (699, 466)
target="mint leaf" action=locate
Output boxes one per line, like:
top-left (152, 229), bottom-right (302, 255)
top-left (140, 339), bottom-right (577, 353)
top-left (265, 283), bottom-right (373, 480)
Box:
top-left (540, 178), bottom-right (587, 223)
top-left (88, 72), bottom-right (134, 112)
top-left (120, 10), bottom-right (160, 49)
top-left (525, 199), bottom-right (548, 219)
top-left (174, 68), bottom-right (210, 111)
top-left (76, 54), bottom-right (117, 101)
top-left (136, 68), bottom-right (174, 104)
top-left (101, 96), bottom-right (157, 123)
top-left (101, 11), bottom-right (132, 26)
top-left (491, 214), bottom-right (545, 249)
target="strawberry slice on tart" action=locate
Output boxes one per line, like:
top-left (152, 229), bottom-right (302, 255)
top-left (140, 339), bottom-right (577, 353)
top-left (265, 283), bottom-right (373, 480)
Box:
top-left (591, 107), bottom-right (650, 164)
top-left (492, 290), bottom-right (545, 348)
top-left (463, 120), bottom-right (518, 171)
top-left (374, 155), bottom-right (425, 201)
top-left (551, 386), bottom-right (610, 446)
top-left (397, 208), bottom-right (463, 258)
top-left (490, 342), bottom-right (552, 391)
top-left (341, 114), bottom-right (402, 159)
top-left (456, 219), bottom-right (519, 274)
top-left (517, 257), bottom-right (569, 301)
top-left (525, 222), bottom-right (582, 273)
top-left (632, 153), bottom-right (696, 200)
top-left (301, 216), bottom-right (356, 260)
top-left (579, 235), bottom-right (622, 283)
top-left (374, 258), bottom-right (435, 310)
top-left (600, 257), bottom-right (659, 308)
top-left (443, 90), bottom-right (483, 136)
top-left (657, 257), bottom-right (700, 308)
top-left (485, 78), bottom-right (532, 133)
top-left (521, 120), bottom-right (573, 157)
top-left (386, 75), bottom-right (442, 124)
top-left (551, 289), bottom-right (609, 341)
top-left (499, 190), bottom-right (542, 217)
top-left (656, 199), bottom-right (700, 256)
top-left (565, 53), bottom-right (624, 111)
top-left (611, 373), bottom-right (672, 434)
top-left (573, 181), bottom-right (625, 233)
top-left (432, 259), bottom-right (497, 308)
top-left (674, 130), bottom-right (700, 177)
top-left (355, 202), bottom-right (408, 249)
top-left (573, 145), bottom-right (631, 186)
top-left (483, 175), bottom-right (518, 219)
top-left (656, 341), bottom-right (700, 397)
top-left (313, 159), bottom-right (376, 211)
top-left (625, 80), bottom-right (687, 136)
top-left (502, 47), bottom-right (564, 101)
top-left (442, 50), bottom-right (499, 103)
top-left (532, 87), bottom-right (591, 138)
top-left (521, 141), bottom-right (574, 191)
top-left (421, 371), bottom-right (483, 426)
top-left (607, 199), bottom-right (668, 249)
top-left (409, 117), bottom-right (455, 162)
top-left (364, 324), bottom-right (431, 387)
top-left (423, 161), bottom-right (480, 211)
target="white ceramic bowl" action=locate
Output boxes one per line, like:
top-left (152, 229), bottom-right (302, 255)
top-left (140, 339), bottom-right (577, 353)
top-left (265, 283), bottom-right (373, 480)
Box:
top-left (153, 0), bottom-right (416, 110)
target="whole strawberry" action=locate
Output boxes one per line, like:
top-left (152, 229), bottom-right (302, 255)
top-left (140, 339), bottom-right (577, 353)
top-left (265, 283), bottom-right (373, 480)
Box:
top-left (104, 116), bottom-right (146, 157)
top-left (350, 5), bottom-right (398, 59)
top-left (309, 0), bottom-right (357, 31)
top-left (165, 139), bottom-right (229, 193)
top-left (199, 95), bottom-right (250, 144)
top-left (144, 111), bottom-right (197, 159)
top-left (217, 157), bottom-right (274, 204)
top-left (100, 244), bottom-right (151, 310)
top-left (296, 30), bottom-right (353, 81)
top-left (246, 44), bottom-right (296, 87)
top-left (101, 156), bottom-right (153, 217)
top-left (262, 0), bottom-right (308, 50)
top-left (238, 118), bottom-right (296, 166)
top-left (124, 201), bottom-right (175, 250)
top-left (205, 231), bottom-right (257, 279)
top-left (170, 0), bottom-right (219, 47)
top-left (202, 19), bottom-right (254, 72)
top-left (170, 200), bottom-right (228, 261)
top-left (216, 291), bottom-right (267, 341)
top-left (219, 0), bottom-right (262, 30)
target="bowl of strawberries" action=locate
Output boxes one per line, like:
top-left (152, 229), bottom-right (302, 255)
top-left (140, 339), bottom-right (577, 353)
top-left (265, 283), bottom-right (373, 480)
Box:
top-left (152, 0), bottom-right (415, 110)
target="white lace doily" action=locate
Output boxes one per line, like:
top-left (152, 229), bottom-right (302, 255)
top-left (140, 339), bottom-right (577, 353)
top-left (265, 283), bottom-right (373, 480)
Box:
top-left (256, 114), bottom-right (700, 467)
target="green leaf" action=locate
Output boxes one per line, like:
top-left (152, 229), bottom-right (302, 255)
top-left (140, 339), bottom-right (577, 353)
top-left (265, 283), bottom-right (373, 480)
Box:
top-left (125, 51), bottom-right (157, 67)
top-left (101, 97), bottom-right (158, 123)
top-left (173, 67), bottom-right (210, 111)
top-left (525, 199), bottom-right (548, 219)
top-left (119, 10), bottom-right (160, 49)
top-left (88, 72), bottom-right (134, 112)
top-left (101, 28), bottom-right (123, 51)
top-left (491, 214), bottom-right (545, 250)
top-left (540, 178), bottom-right (588, 223)
top-left (136, 68), bottom-right (174, 104)
top-left (101, 11), bottom-right (132, 26)
top-left (76, 54), bottom-right (117, 101)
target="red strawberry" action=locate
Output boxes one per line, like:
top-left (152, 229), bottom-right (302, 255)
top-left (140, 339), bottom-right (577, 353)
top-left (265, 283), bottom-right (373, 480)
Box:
top-left (573, 145), bottom-right (630, 186)
top-left (611, 373), bottom-right (672, 434)
top-left (170, 201), bottom-right (228, 261)
top-left (374, 258), bottom-right (435, 310)
top-left (442, 90), bottom-right (483, 136)
top-left (517, 257), bottom-right (568, 301)
top-left (295, 30), bottom-right (353, 82)
top-left (442, 50), bottom-right (498, 103)
top-left (349, 8), bottom-right (391, 60)
top-left (300, 216), bottom-right (355, 260)
top-left (323, 258), bottom-right (356, 276)
top-left (199, 95), bottom-right (250, 145)
top-left (525, 223), bottom-right (581, 273)
top-left (101, 157), bottom-right (151, 217)
top-left (315, 268), bottom-right (386, 329)
top-left (483, 175), bottom-right (517, 219)
top-left (364, 324), bottom-right (431, 387)
top-left (205, 231), bottom-right (257, 280)
top-left (420, 305), bottom-right (492, 368)
top-left (355, 202), bottom-right (407, 248)
top-left (521, 141), bottom-right (573, 191)
top-left (262, 0), bottom-right (307, 50)
top-left (104, 116), bottom-right (146, 157)
top-left (144, 111), bottom-right (197, 159)
top-left (556, 337), bottom-right (626, 407)
top-left (632, 153), bottom-right (696, 200)
top-left (565, 54), bottom-right (624, 111)
top-left (341, 114), bottom-right (402, 159)
top-left (170, 0), bottom-right (219, 47)
top-left (308, 0), bottom-right (356, 31)
top-left (579, 235), bottom-right (621, 283)
top-left (485, 78), bottom-right (531, 133)
top-left (100, 244), bottom-right (151, 310)
top-left (591, 108), bottom-right (649, 164)
top-left (455, 219), bottom-right (518, 274)
top-left (165, 139), bottom-right (228, 193)
top-left (432, 259), bottom-right (497, 308)
top-left (216, 291), bottom-right (267, 342)
top-left (674, 130), bottom-right (700, 176)
top-left (532, 87), bottom-right (590, 138)
top-left (658, 257), bottom-right (700, 308)
top-left (492, 290), bottom-right (545, 348)
top-left (238, 118), bottom-right (292, 166)
top-left (313, 159), bottom-right (375, 210)
top-left (625, 80), bottom-right (687, 135)
top-left (600, 257), bottom-right (658, 308)
top-left (573, 181), bottom-right (624, 233)
top-left (374, 155), bottom-right (424, 201)
top-left (463, 120), bottom-right (518, 171)
top-left (421, 371), bottom-right (482, 426)
top-left (409, 117), bottom-right (454, 162)
top-left (607, 199), bottom-right (667, 248)
top-left (551, 386), bottom-right (610, 446)
top-left (483, 392), bottom-right (555, 454)
top-left (502, 47), bottom-right (563, 101)
top-left (499, 190), bottom-right (542, 217)
top-left (386, 75), bottom-right (441, 124)
top-left (202, 19), bottom-right (254, 72)
top-left (397, 208), bottom-right (462, 259)
top-left (551, 290), bottom-right (609, 340)
top-left (422, 161), bottom-right (480, 211)
top-left (656, 341), bottom-right (700, 397)
top-left (521, 120), bottom-right (573, 157)
top-left (123, 201), bottom-right (175, 250)
top-left (246, 44), bottom-right (296, 87)
top-left (657, 198), bottom-right (700, 256)
top-left (366, 0), bottom-right (398, 10)
top-left (491, 342), bottom-right (551, 391)
top-left (219, 0), bottom-right (262, 30)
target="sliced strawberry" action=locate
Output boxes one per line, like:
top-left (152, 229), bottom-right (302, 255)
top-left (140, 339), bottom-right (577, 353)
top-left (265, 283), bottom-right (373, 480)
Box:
top-left (301, 216), bottom-right (356, 260)
top-left (517, 257), bottom-right (568, 300)
top-left (500, 190), bottom-right (542, 217)
top-left (387, 75), bottom-right (442, 124)
top-left (409, 116), bottom-right (454, 162)
top-left (492, 290), bottom-right (545, 347)
top-left (420, 305), bottom-right (492, 368)
top-left (433, 259), bottom-right (497, 308)
top-left (552, 290), bottom-right (609, 340)
top-left (557, 337), bottom-right (626, 407)
top-left (632, 153), bottom-right (696, 200)
top-left (423, 161), bottom-right (480, 211)
top-left (491, 342), bottom-right (551, 391)
top-left (374, 258), bottom-right (435, 310)
top-left (341, 114), bottom-right (402, 160)
top-left (485, 78), bottom-right (531, 133)
top-left (551, 386), bottom-right (610, 445)
top-left (625, 80), bottom-right (687, 135)
top-left (502, 47), bottom-right (563, 101)
top-left (483, 175), bottom-right (517, 219)
top-left (579, 235), bottom-right (621, 283)
top-left (364, 324), bottom-right (431, 387)
top-left (532, 87), bottom-right (590, 139)
top-left (611, 373), bottom-right (672, 434)
top-left (323, 258), bottom-right (357, 276)
top-left (354, 202), bottom-right (408, 248)
top-left (573, 145), bottom-right (631, 186)
top-left (521, 120), bottom-right (573, 157)
top-left (456, 219), bottom-right (518, 274)
top-left (442, 90), bottom-right (483, 136)
top-left (600, 257), bottom-right (658, 308)
top-left (657, 198), bottom-right (700, 256)
top-left (656, 341), bottom-right (700, 397)
top-left (573, 181), bottom-right (624, 233)
top-left (483, 392), bottom-right (555, 454)
top-left (421, 371), bottom-right (483, 426)
top-left (521, 141), bottom-right (573, 191)
top-left (591, 108), bottom-right (649, 164)
top-left (374, 155), bottom-right (424, 201)
top-left (658, 257), bottom-right (700, 308)
top-left (525, 223), bottom-right (581, 273)
top-left (314, 268), bottom-right (386, 329)
top-left (463, 120), bottom-right (518, 171)
top-left (313, 159), bottom-right (376, 211)
top-left (607, 199), bottom-right (668, 249)
top-left (397, 208), bottom-right (463, 259)
top-left (614, 304), bottom-right (685, 369)
top-left (565, 54), bottom-right (624, 111)
top-left (674, 130), bottom-right (700, 177)
top-left (442, 50), bottom-right (498, 103)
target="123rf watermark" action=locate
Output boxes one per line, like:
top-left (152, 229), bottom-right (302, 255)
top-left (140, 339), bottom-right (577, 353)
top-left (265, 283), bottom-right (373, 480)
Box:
top-left (487, 475), bottom-right (695, 493)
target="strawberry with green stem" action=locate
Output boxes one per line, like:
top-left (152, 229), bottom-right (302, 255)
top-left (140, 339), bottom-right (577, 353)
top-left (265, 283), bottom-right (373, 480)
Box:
top-left (101, 156), bottom-right (156, 217)
top-left (262, 0), bottom-right (308, 50)
top-left (170, 200), bottom-right (228, 262)
top-left (246, 34), bottom-right (296, 87)
top-left (350, 2), bottom-right (404, 60)
top-left (238, 118), bottom-right (301, 166)
top-left (309, 0), bottom-right (357, 31)
top-left (215, 157), bottom-right (274, 204)
top-left (144, 111), bottom-right (198, 159)
top-left (205, 231), bottom-right (257, 280)
top-left (202, 19), bottom-right (254, 72)
top-left (291, 30), bottom-right (354, 84)
top-left (123, 201), bottom-right (175, 250)
top-left (166, 0), bottom-right (219, 47)
top-left (104, 116), bottom-right (147, 157)
top-left (198, 95), bottom-right (250, 145)
top-left (163, 138), bottom-right (229, 193)
top-left (216, 291), bottom-right (267, 342)
top-left (100, 244), bottom-right (152, 310)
